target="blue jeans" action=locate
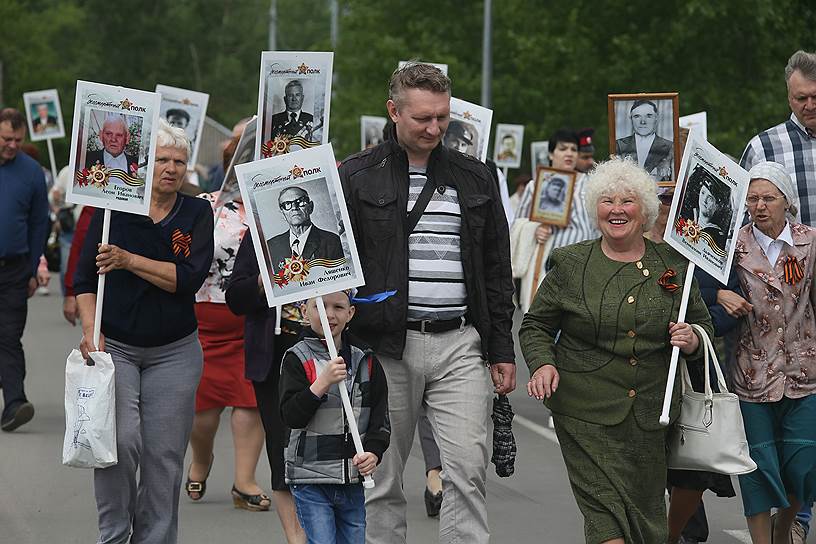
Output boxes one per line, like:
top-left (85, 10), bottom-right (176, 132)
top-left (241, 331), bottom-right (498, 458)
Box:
top-left (292, 483), bottom-right (366, 544)
top-left (796, 503), bottom-right (812, 533)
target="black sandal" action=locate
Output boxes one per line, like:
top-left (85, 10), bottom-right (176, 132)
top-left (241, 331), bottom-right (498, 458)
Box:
top-left (185, 454), bottom-right (214, 501)
top-left (231, 485), bottom-right (271, 512)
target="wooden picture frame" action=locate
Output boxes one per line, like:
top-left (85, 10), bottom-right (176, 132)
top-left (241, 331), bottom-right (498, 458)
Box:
top-left (608, 92), bottom-right (680, 188)
top-left (529, 166), bottom-right (577, 227)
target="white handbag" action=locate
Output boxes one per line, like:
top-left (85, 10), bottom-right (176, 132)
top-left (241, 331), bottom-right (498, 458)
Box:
top-left (666, 324), bottom-right (757, 475)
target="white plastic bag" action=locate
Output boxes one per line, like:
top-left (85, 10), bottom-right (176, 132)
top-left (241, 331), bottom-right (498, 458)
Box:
top-left (62, 349), bottom-right (118, 468)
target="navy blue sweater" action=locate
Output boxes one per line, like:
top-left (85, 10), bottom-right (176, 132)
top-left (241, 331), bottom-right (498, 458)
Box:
top-left (74, 194), bottom-right (214, 346)
top-left (0, 151), bottom-right (48, 275)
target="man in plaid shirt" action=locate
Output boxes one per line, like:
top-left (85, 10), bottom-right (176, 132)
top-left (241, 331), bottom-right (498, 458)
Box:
top-left (739, 49), bottom-right (816, 544)
top-left (740, 50), bottom-right (816, 225)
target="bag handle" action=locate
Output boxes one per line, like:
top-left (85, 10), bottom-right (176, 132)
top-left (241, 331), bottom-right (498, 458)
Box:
top-left (682, 324), bottom-right (730, 400)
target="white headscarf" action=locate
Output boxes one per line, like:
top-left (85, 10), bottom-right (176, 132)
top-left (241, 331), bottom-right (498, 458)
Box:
top-left (747, 161), bottom-right (799, 220)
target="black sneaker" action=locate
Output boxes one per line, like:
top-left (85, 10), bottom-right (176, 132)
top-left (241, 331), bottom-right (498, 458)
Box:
top-left (1, 402), bottom-right (34, 432)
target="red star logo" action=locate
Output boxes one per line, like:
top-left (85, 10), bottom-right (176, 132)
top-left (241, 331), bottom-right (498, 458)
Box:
top-left (297, 63), bottom-right (309, 74)
top-left (290, 165), bottom-right (305, 178)
top-left (719, 166), bottom-right (728, 178)
top-left (463, 111), bottom-right (472, 119)
top-left (120, 99), bottom-right (132, 110)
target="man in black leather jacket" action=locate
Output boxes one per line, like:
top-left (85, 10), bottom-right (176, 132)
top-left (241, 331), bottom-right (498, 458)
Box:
top-left (338, 63), bottom-right (515, 544)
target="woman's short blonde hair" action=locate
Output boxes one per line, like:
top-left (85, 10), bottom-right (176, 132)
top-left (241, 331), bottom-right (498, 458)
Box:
top-left (584, 157), bottom-right (660, 232)
top-left (155, 118), bottom-right (191, 160)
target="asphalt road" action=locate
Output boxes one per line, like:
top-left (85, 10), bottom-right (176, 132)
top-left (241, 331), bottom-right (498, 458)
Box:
top-left (0, 295), bottom-right (758, 543)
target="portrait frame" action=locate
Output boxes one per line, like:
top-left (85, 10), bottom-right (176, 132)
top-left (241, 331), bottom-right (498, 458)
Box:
top-left (663, 130), bottom-right (749, 284)
top-left (360, 115), bottom-right (387, 151)
top-left (66, 81), bottom-right (160, 216)
top-left (679, 111), bottom-right (708, 141)
top-left (23, 88), bottom-right (66, 142)
top-left (256, 51), bottom-right (333, 161)
top-left (530, 140), bottom-right (549, 176)
top-left (215, 115), bottom-right (257, 209)
top-left (448, 97), bottom-right (492, 162)
top-left (529, 166), bottom-right (577, 227)
top-left (493, 123), bottom-right (524, 169)
top-left (155, 84), bottom-right (210, 170)
top-left (607, 92), bottom-right (681, 187)
top-left (235, 144), bottom-right (364, 307)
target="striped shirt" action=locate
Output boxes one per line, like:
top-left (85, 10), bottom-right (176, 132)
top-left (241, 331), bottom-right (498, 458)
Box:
top-left (406, 168), bottom-right (467, 321)
top-left (514, 172), bottom-right (599, 251)
top-left (740, 113), bottom-right (816, 226)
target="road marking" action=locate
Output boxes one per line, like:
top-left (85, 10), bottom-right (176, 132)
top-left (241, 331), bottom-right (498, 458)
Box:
top-left (514, 414), bottom-right (559, 444)
top-left (723, 529), bottom-right (752, 543)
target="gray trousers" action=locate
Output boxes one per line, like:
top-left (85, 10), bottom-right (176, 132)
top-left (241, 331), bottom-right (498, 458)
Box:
top-left (365, 325), bottom-right (493, 544)
top-left (94, 331), bottom-right (203, 544)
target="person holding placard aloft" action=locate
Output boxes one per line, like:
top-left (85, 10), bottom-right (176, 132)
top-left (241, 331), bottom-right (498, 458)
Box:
top-left (279, 290), bottom-right (390, 544)
top-left (74, 119), bottom-right (214, 544)
top-left (520, 157), bottom-right (712, 544)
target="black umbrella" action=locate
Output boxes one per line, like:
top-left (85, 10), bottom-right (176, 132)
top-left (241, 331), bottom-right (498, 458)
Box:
top-left (491, 394), bottom-right (517, 477)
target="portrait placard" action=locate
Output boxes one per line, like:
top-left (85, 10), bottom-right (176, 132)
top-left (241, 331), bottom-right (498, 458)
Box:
top-left (680, 111), bottom-right (708, 141)
top-left (608, 93), bottom-right (681, 187)
top-left (360, 115), bottom-right (387, 151)
top-left (256, 51), bottom-right (333, 160)
top-left (447, 97), bottom-right (492, 162)
top-left (663, 131), bottom-right (749, 284)
top-left (215, 116), bottom-right (257, 209)
top-left (493, 123), bottom-right (524, 169)
top-left (235, 144), bottom-right (363, 307)
top-left (66, 81), bottom-right (160, 216)
top-left (529, 167), bottom-right (577, 227)
top-left (155, 84), bottom-right (209, 169)
top-left (397, 60), bottom-right (448, 75)
top-left (23, 88), bottom-right (66, 141)
top-left (530, 140), bottom-right (549, 175)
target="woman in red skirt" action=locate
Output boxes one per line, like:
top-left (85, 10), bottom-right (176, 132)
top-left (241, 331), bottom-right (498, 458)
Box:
top-left (185, 135), bottom-right (271, 511)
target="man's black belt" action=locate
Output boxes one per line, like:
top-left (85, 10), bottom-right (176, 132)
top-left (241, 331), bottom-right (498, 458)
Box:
top-left (406, 315), bottom-right (468, 334)
top-left (0, 254), bottom-right (27, 268)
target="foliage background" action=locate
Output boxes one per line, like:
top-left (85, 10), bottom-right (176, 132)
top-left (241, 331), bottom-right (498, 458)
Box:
top-left (2, 0), bottom-right (814, 183)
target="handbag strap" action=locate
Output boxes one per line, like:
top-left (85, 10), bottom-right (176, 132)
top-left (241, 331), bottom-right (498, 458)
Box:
top-left (406, 177), bottom-right (439, 234)
top-left (687, 324), bottom-right (730, 397)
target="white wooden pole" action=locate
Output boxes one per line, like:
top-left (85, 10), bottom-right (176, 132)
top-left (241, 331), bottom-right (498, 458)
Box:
top-left (92, 209), bottom-right (112, 351)
top-left (45, 138), bottom-right (58, 182)
top-left (659, 261), bottom-right (696, 426)
top-left (315, 295), bottom-right (375, 488)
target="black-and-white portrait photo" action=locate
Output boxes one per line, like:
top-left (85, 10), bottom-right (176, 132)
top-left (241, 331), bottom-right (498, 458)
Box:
top-left (664, 132), bottom-right (749, 284)
top-left (443, 119), bottom-right (479, 157)
top-left (529, 167), bottom-right (576, 226)
top-left (609, 93), bottom-right (679, 183)
top-left (678, 165), bottom-right (735, 260)
top-left (530, 140), bottom-right (550, 175)
top-left (155, 85), bottom-right (209, 168)
top-left (23, 88), bottom-right (65, 142)
top-left (235, 143), bottom-right (362, 307)
top-left (216, 116), bottom-right (257, 208)
top-left (264, 183), bottom-right (344, 275)
top-left (449, 97), bottom-right (492, 161)
top-left (256, 52), bottom-right (333, 159)
top-left (493, 123), bottom-right (524, 169)
top-left (360, 115), bottom-right (387, 150)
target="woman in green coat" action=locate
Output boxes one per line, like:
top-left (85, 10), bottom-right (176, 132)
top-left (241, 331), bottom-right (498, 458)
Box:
top-left (520, 157), bottom-right (714, 544)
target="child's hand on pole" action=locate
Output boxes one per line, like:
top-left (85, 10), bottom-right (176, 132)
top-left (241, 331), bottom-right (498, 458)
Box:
top-left (310, 356), bottom-right (346, 397)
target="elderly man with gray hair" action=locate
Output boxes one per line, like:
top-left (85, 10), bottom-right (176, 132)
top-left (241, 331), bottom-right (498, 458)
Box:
top-left (86, 113), bottom-right (140, 182)
top-left (739, 49), bottom-right (816, 544)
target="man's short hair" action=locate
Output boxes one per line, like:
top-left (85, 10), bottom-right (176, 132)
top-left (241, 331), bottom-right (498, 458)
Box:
top-left (629, 100), bottom-right (658, 114)
top-left (389, 63), bottom-right (451, 108)
top-left (0, 108), bottom-right (26, 130)
top-left (103, 113), bottom-right (129, 131)
top-left (285, 80), bottom-right (304, 93)
top-left (279, 186), bottom-right (309, 202)
top-left (548, 129), bottom-right (579, 153)
top-left (785, 50), bottom-right (816, 83)
top-left (166, 108), bottom-right (191, 123)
